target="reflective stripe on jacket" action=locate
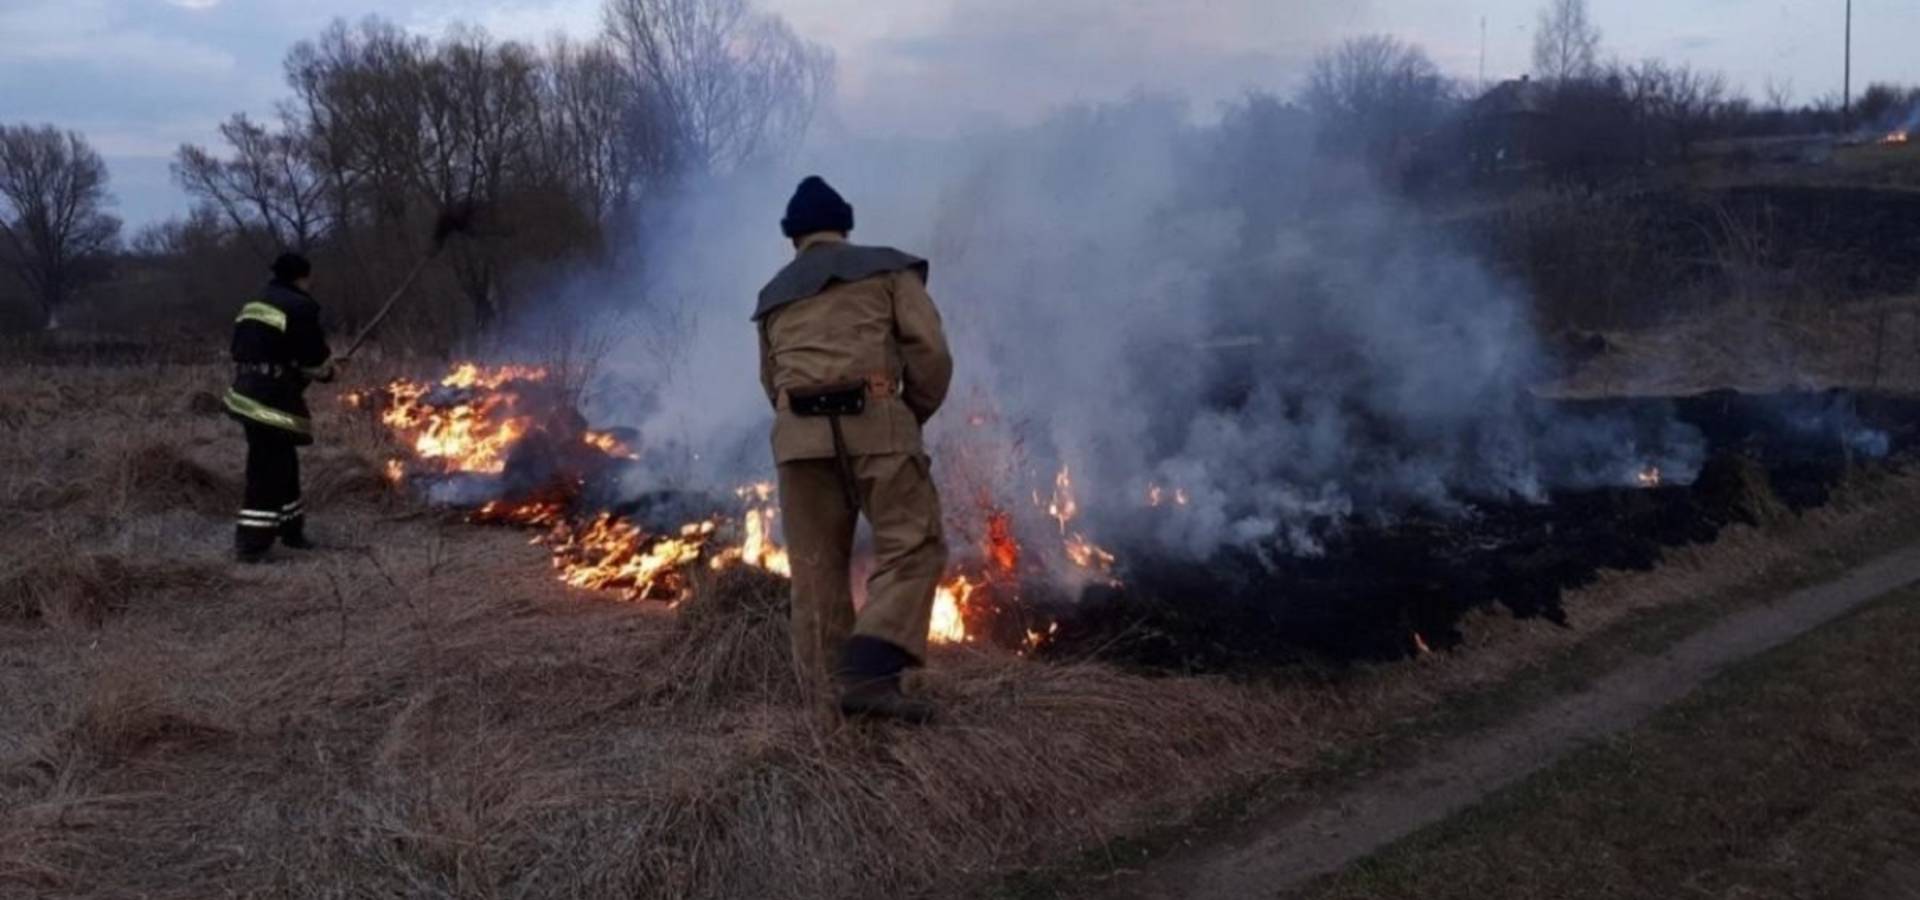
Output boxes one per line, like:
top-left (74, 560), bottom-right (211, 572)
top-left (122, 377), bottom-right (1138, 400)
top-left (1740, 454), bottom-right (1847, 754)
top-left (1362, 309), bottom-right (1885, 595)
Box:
top-left (229, 280), bottom-right (331, 442)
top-left (223, 389), bottom-right (312, 434)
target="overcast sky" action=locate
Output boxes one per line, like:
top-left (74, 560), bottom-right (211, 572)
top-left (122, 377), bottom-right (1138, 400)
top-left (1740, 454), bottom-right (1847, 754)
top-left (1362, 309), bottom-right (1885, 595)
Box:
top-left (2, 0), bottom-right (1913, 229)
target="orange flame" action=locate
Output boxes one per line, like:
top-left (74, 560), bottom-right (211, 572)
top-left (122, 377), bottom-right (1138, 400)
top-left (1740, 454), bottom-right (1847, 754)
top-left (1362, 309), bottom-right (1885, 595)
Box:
top-left (440, 363), bottom-right (549, 390)
top-left (584, 430), bottom-right (636, 458)
top-left (1047, 465), bottom-right (1078, 534)
top-left (931, 576), bottom-right (975, 644)
top-left (1065, 533), bottom-right (1117, 574)
top-left (1147, 483), bottom-right (1191, 507)
top-left (374, 364), bottom-right (550, 476)
top-left (1883, 130), bottom-right (1910, 145)
top-left (1636, 465), bottom-right (1662, 488)
top-left (547, 515), bottom-right (715, 600)
top-left (709, 484), bottom-right (790, 577)
top-left (986, 509), bottom-right (1021, 575)
top-left (474, 499), bottom-right (567, 527)
top-left (360, 365), bottom-right (1118, 648)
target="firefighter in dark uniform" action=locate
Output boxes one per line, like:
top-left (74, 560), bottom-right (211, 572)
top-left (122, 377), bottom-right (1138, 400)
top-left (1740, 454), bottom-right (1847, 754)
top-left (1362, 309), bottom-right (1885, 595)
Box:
top-left (225, 253), bottom-right (336, 562)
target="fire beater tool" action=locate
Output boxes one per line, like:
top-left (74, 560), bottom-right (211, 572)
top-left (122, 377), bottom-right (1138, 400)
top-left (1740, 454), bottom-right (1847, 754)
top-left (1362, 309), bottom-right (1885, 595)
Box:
top-left (339, 204), bottom-right (478, 361)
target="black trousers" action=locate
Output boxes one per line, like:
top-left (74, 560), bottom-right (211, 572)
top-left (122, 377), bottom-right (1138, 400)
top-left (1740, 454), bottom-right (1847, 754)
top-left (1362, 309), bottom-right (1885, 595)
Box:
top-left (237, 423), bottom-right (303, 552)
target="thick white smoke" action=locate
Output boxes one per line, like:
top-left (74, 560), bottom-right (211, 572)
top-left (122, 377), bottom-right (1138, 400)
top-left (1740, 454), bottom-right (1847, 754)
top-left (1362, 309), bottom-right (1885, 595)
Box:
top-left (586, 95), bottom-right (1705, 561)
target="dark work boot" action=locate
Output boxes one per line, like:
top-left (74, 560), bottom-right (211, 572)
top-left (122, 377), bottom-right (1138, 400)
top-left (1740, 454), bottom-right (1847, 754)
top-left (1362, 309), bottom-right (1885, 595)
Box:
top-left (234, 527), bottom-right (274, 564)
top-left (839, 677), bottom-right (936, 724)
top-left (279, 500), bottom-right (316, 550)
top-left (279, 517), bottom-right (316, 550)
top-left (837, 636), bottom-right (936, 724)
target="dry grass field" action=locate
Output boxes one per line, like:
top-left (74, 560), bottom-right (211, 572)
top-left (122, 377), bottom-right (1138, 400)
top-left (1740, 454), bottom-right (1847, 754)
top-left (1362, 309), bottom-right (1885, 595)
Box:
top-left (1289, 583), bottom-right (1920, 900)
top-left (1551, 294), bottom-right (1920, 399)
top-left (5, 351), bottom-right (1920, 899)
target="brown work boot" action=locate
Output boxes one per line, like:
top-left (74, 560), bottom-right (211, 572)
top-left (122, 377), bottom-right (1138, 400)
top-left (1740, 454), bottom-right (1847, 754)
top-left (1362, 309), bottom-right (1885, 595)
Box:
top-left (839, 677), bottom-right (936, 724)
top-left (837, 635), bottom-right (936, 725)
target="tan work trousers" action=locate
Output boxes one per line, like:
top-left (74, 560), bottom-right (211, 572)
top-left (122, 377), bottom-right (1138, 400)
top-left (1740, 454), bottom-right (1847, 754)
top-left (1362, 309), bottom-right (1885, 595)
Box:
top-left (778, 452), bottom-right (949, 693)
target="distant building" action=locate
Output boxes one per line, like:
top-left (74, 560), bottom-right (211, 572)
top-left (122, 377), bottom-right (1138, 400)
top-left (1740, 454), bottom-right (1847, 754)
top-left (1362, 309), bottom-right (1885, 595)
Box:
top-left (1467, 75), bottom-right (1557, 175)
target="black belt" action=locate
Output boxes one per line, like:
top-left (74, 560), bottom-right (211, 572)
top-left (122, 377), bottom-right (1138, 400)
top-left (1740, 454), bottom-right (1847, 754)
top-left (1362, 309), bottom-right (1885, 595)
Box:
top-left (788, 382), bottom-right (869, 513)
top-left (235, 362), bottom-right (290, 379)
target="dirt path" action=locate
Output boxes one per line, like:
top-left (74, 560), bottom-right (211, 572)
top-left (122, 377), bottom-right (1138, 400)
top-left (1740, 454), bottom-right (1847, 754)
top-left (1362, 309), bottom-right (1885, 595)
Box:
top-left (1099, 543), bottom-right (1920, 900)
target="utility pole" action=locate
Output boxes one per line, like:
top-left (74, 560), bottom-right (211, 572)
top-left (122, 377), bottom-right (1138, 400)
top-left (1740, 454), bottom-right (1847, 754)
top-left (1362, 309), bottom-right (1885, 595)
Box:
top-left (1479, 16), bottom-right (1488, 90)
top-left (1844, 0), bottom-right (1853, 131)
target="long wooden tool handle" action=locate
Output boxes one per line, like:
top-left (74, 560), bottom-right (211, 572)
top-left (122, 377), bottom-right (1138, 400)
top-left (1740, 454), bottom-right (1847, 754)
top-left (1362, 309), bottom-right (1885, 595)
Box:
top-left (340, 253), bottom-right (433, 361)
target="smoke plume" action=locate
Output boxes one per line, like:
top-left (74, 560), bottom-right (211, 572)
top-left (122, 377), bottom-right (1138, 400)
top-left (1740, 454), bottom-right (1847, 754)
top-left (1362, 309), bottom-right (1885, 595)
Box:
top-left (586, 94), bottom-right (1705, 562)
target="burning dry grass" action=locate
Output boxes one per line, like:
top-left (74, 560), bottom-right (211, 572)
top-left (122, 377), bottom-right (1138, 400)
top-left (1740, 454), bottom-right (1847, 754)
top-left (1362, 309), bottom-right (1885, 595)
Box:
top-left (6, 360), bottom-right (1920, 898)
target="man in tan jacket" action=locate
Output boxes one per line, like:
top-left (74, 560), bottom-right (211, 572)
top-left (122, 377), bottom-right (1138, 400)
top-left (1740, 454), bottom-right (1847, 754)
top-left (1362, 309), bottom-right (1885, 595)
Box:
top-left (755, 176), bottom-right (953, 723)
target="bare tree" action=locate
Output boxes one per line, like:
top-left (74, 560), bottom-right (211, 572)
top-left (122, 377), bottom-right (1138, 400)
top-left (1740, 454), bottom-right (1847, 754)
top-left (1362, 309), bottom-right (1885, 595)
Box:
top-left (1303, 35), bottom-right (1453, 166)
top-left (175, 113), bottom-right (335, 254)
top-left (1628, 59), bottom-right (1728, 161)
top-left (433, 27), bottom-right (550, 327)
top-left (603, 0), bottom-right (834, 175)
top-left (538, 37), bottom-right (639, 222)
top-left (288, 20), bottom-right (561, 327)
top-left (1856, 83), bottom-right (1920, 131)
top-left (1763, 76), bottom-right (1795, 114)
top-left (1533, 0), bottom-right (1602, 82)
top-left (286, 18), bottom-right (435, 221)
top-left (0, 124), bottom-right (121, 330)
top-left (151, 5), bottom-right (836, 342)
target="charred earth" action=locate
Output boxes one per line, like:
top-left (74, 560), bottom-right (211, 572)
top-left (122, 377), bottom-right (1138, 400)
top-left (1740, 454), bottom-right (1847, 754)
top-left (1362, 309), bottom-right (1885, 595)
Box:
top-left (1037, 390), bottom-right (1919, 671)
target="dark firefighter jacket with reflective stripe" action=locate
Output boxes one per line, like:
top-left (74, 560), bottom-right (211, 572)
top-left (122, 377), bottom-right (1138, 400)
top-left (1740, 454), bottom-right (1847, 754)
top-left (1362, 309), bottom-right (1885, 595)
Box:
top-left (226, 280), bottom-right (333, 444)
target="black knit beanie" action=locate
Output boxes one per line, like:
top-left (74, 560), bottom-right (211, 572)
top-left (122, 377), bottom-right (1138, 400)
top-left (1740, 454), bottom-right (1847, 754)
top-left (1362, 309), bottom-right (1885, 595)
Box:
top-left (270, 252), bottom-right (312, 282)
top-left (780, 176), bottom-right (854, 240)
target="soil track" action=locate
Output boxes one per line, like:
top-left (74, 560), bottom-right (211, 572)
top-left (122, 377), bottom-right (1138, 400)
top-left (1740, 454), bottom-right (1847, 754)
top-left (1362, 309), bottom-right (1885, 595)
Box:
top-left (1097, 542), bottom-right (1920, 900)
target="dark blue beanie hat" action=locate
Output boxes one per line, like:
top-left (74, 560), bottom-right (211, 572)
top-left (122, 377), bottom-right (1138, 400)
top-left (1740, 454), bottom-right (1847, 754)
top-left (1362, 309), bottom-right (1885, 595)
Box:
top-left (781, 176), bottom-right (854, 239)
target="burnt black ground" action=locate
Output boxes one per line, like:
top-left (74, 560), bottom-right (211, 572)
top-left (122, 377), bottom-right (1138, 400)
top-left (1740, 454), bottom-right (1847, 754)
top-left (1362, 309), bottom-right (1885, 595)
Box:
top-left (1035, 390), bottom-right (1920, 671)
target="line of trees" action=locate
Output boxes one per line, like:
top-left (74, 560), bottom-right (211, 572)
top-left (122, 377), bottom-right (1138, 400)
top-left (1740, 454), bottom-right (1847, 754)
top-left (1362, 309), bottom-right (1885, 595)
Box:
top-left (163, 0), bottom-right (829, 340)
top-left (1300, 0), bottom-right (1906, 190)
top-left (0, 125), bottom-right (123, 330)
top-left (4, 0), bottom-right (1917, 336)
top-left (0, 0), bottom-right (829, 339)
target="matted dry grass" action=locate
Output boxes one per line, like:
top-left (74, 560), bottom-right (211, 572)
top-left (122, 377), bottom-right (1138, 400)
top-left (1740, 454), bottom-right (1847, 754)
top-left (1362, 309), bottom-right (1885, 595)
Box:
top-left (1549, 293), bottom-right (1920, 398)
top-left (4, 359), bottom-right (1920, 899)
top-left (1291, 587), bottom-right (1920, 900)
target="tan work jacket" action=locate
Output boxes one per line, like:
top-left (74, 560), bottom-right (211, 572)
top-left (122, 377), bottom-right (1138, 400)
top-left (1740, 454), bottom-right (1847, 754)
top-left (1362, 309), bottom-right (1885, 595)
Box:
top-left (758, 235), bottom-right (953, 463)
